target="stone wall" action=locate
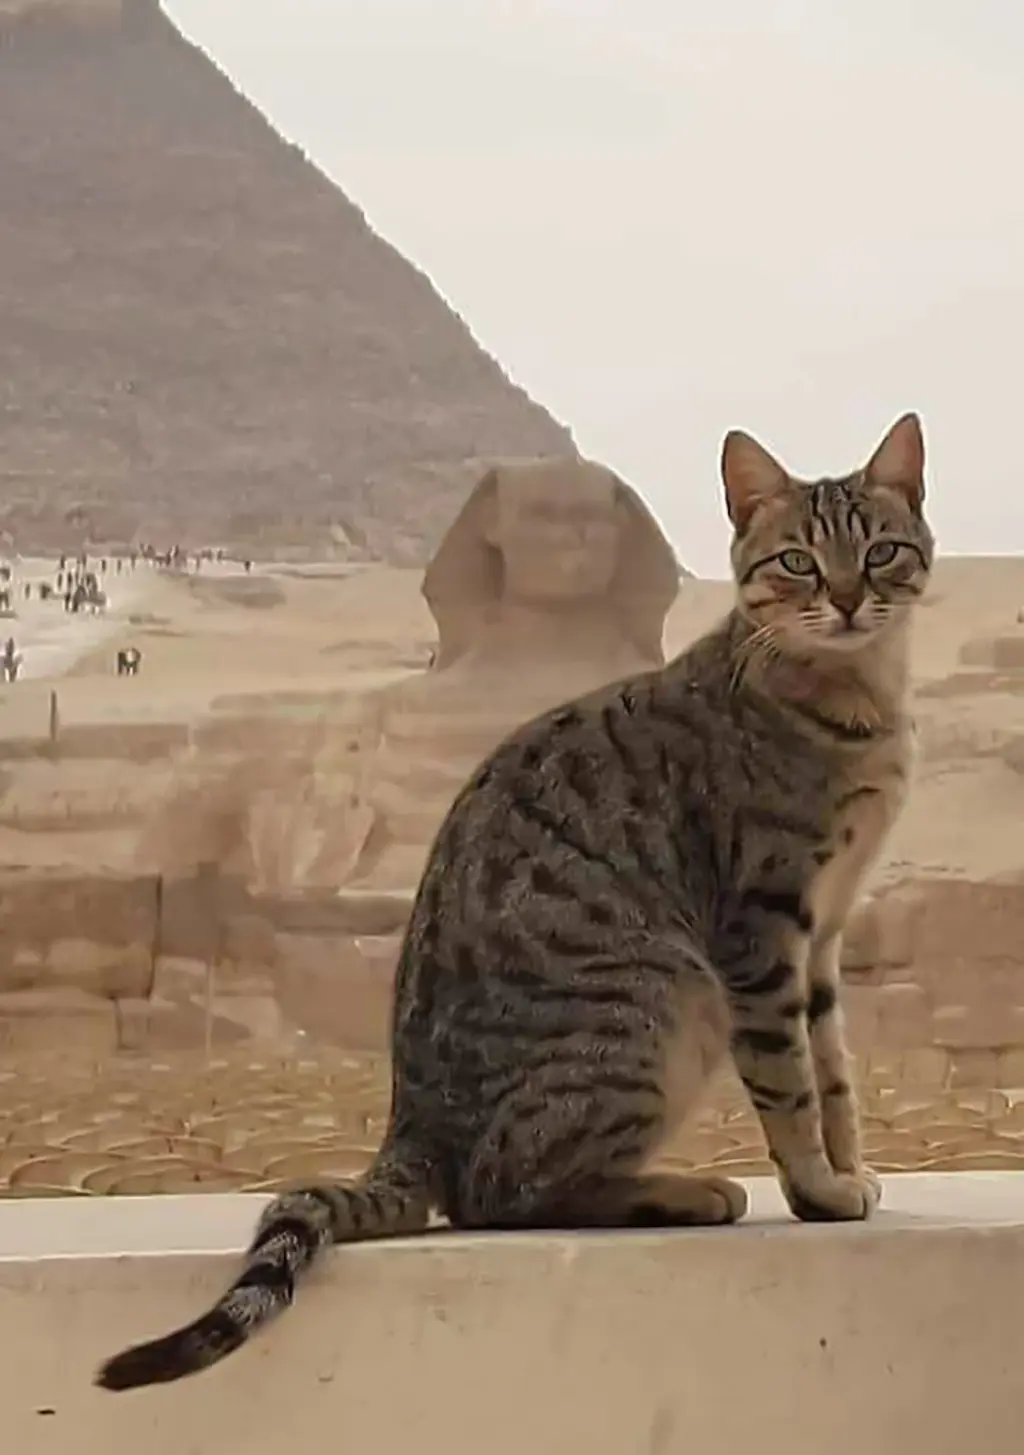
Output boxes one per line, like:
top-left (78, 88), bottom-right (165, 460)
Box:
top-left (4, 868), bottom-right (1024, 1086)
top-left (842, 879), bottom-right (1024, 1090)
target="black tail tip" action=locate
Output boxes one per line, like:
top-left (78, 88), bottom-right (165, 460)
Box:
top-left (95, 1333), bottom-right (207, 1392)
top-left (95, 1342), bottom-right (178, 1393)
top-left (95, 1313), bottom-right (247, 1392)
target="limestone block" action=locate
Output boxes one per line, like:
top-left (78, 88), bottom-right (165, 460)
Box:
top-left (1, 948), bottom-right (48, 993)
top-left (994, 1048), bottom-right (1024, 1090)
top-left (873, 983), bottom-right (929, 1049)
top-left (315, 889), bottom-right (414, 939)
top-left (220, 912), bottom-right (277, 970)
top-left (0, 986), bottom-right (117, 1054)
top-left (898, 1047), bottom-right (951, 1090)
top-left (839, 984), bottom-right (880, 1051)
top-left (931, 1001), bottom-right (1024, 1050)
top-left (157, 869), bottom-right (249, 961)
top-left (113, 996), bottom-right (152, 1052)
top-left (841, 892), bottom-right (919, 976)
top-left (0, 872), bottom-right (159, 951)
top-left (912, 882), bottom-right (1024, 964)
top-left (208, 994), bottom-right (285, 1044)
top-left (927, 961), bottom-right (1021, 1018)
top-left (272, 931), bottom-right (398, 1053)
top-left (840, 911), bottom-right (882, 976)
top-left (948, 1049), bottom-right (999, 1090)
top-left (0, 873), bottom-right (157, 997)
top-left (132, 996), bottom-right (250, 1052)
top-left (143, 954), bottom-right (283, 1050)
top-left (47, 936), bottom-right (151, 998)
top-left (150, 955), bottom-right (210, 1006)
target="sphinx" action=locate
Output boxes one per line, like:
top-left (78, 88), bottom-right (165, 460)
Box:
top-left (312, 454), bottom-right (680, 899)
top-left (135, 457), bottom-right (679, 1049)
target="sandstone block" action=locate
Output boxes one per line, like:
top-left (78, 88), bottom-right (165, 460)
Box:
top-left (840, 909), bottom-right (881, 975)
top-left (113, 996), bottom-right (152, 1052)
top-left (873, 983), bottom-right (930, 1049)
top-left (931, 1002), bottom-right (1024, 1050)
top-left (994, 1048), bottom-right (1024, 1090)
top-left (150, 955), bottom-right (211, 1005)
top-left (221, 912), bottom-right (277, 968)
top-left (912, 882), bottom-right (1024, 963)
top-left (927, 961), bottom-right (1021, 1016)
top-left (839, 985), bottom-right (880, 1052)
top-left (898, 1047), bottom-right (951, 1090)
top-left (948, 1049), bottom-right (999, 1090)
top-left (47, 936), bottom-right (151, 998)
top-left (272, 931), bottom-right (398, 1053)
top-left (0, 987), bottom-right (117, 1055)
top-left (136, 995), bottom-right (251, 1052)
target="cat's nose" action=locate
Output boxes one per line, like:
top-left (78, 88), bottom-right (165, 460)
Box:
top-left (829, 586), bottom-right (865, 623)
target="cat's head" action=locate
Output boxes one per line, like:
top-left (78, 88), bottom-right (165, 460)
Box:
top-left (722, 413), bottom-right (934, 656)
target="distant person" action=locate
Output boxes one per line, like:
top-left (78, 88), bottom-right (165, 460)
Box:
top-left (2, 637), bottom-right (21, 683)
top-left (243, 559), bottom-right (252, 574)
top-left (116, 646), bottom-right (142, 677)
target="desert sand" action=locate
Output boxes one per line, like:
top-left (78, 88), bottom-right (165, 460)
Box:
top-left (2, 492), bottom-right (1024, 1197)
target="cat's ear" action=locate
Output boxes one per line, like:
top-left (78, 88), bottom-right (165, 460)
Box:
top-left (864, 412), bottom-right (925, 510)
top-left (721, 430), bottom-right (788, 532)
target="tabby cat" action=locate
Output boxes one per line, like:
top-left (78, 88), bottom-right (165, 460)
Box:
top-left (97, 411), bottom-right (933, 1392)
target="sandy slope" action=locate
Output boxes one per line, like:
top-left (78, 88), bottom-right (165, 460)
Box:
top-left (9, 558), bottom-right (164, 680)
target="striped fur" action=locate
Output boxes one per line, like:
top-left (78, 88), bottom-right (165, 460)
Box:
top-left (96, 413), bottom-right (933, 1392)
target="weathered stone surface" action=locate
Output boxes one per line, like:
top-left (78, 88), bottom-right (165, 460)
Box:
top-left (0, 872), bottom-right (157, 998)
top-left (0, 987), bottom-right (117, 1053)
top-left (0, 2), bottom-right (572, 555)
top-left (271, 932), bottom-right (396, 1053)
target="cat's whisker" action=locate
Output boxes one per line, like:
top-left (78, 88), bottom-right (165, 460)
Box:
top-left (730, 622), bottom-right (778, 690)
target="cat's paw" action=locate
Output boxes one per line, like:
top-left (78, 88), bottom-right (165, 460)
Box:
top-left (784, 1167), bottom-right (881, 1223)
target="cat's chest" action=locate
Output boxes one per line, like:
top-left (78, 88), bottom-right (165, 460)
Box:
top-left (805, 738), bottom-right (912, 941)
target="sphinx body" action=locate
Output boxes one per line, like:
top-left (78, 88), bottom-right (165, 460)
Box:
top-left (134, 457), bottom-right (679, 1049)
top-left (327, 455), bottom-right (680, 896)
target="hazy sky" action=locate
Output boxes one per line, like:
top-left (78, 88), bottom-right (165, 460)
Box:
top-left (169, 0), bottom-right (1024, 574)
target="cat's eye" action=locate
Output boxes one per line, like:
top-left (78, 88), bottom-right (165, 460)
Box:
top-left (865, 541), bottom-right (900, 568)
top-left (777, 549), bottom-right (817, 576)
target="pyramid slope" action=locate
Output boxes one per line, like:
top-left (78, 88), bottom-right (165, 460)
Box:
top-left (0, 1), bottom-right (575, 559)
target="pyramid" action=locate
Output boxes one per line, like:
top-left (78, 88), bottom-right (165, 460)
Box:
top-left (0, 0), bottom-right (575, 560)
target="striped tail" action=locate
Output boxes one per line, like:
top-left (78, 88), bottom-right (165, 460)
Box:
top-left (94, 1148), bottom-right (432, 1392)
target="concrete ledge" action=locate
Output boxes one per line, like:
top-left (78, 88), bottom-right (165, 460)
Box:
top-left (3, 1175), bottom-right (1023, 1454)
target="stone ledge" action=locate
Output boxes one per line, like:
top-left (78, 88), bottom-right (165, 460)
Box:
top-left (2, 1175), bottom-right (1024, 1453)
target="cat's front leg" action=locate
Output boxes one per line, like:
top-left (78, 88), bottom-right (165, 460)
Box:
top-left (806, 931), bottom-right (878, 1194)
top-left (722, 890), bottom-right (880, 1222)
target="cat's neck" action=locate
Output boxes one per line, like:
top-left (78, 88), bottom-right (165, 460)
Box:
top-left (729, 610), bottom-right (912, 738)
